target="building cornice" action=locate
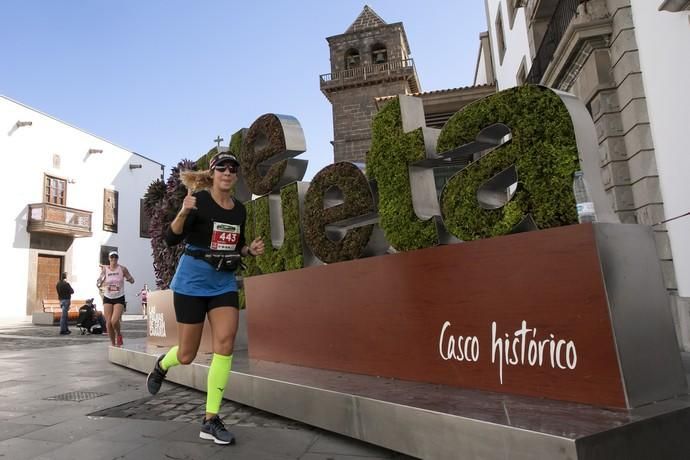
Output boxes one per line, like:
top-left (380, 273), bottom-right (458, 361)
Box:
top-left (541, 18), bottom-right (613, 88)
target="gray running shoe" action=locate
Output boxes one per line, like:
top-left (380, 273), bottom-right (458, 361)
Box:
top-left (200, 415), bottom-right (235, 445)
top-left (146, 355), bottom-right (167, 395)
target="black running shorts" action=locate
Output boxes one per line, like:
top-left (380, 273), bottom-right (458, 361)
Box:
top-left (173, 291), bottom-right (239, 324)
top-left (103, 296), bottom-right (126, 306)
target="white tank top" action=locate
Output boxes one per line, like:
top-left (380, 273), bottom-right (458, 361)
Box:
top-left (103, 265), bottom-right (125, 299)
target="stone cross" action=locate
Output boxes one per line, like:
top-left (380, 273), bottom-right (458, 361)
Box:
top-left (214, 136), bottom-right (224, 150)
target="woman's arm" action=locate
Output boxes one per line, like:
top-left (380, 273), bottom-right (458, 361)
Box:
top-left (122, 266), bottom-right (135, 284)
top-left (170, 208), bottom-right (190, 235)
top-left (96, 265), bottom-right (105, 287)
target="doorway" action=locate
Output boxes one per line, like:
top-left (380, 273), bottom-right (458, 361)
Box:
top-left (36, 254), bottom-right (63, 312)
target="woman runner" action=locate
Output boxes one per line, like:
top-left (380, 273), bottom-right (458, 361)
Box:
top-left (145, 152), bottom-right (264, 445)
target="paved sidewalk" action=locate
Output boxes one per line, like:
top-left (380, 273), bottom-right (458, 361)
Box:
top-left (0, 318), bottom-right (415, 459)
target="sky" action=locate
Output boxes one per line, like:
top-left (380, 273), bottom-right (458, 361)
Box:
top-left (2, 1), bottom-right (488, 180)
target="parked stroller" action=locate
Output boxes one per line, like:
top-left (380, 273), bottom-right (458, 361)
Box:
top-left (76, 299), bottom-right (105, 335)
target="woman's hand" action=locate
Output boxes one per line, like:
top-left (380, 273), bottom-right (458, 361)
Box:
top-left (171, 189), bottom-right (195, 235)
top-left (248, 236), bottom-right (265, 257)
top-left (180, 189), bottom-right (197, 215)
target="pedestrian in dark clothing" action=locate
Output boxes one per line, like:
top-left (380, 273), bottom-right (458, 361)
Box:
top-left (56, 272), bottom-right (74, 335)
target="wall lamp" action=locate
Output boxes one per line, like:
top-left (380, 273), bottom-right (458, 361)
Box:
top-left (129, 163), bottom-right (143, 170)
top-left (88, 148), bottom-right (103, 154)
top-left (15, 121), bottom-right (32, 128)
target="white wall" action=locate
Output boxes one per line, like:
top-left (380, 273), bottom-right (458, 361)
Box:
top-left (0, 96), bottom-right (163, 318)
top-left (630, 2), bottom-right (690, 296)
top-left (475, 42), bottom-right (490, 85)
top-left (485, 0), bottom-right (531, 89)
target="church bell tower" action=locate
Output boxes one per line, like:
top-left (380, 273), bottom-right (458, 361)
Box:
top-left (320, 5), bottom-right (421, 164)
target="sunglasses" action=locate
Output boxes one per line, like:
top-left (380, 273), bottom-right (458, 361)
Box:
top-left (214, 164), bottom-right (239, 173)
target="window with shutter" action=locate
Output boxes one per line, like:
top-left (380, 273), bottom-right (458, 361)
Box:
top-left (103, 189), bottom-right (118, 233)
top-left (44, 175), bottom-right (67, 205)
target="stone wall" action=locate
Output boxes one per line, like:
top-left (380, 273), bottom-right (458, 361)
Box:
top-left (541, 0), bottom-right (689, 350)
top-left (331, 80), bottom-right (411, 164)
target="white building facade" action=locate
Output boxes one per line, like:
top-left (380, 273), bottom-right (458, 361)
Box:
top-left (479, 0), bottom-right (690, 348)
top-left (629, 0), bottom-right (690, 299)
top-left (481, 0), bottom-right (532, 87)
top-left (1, 95), bottom-right (163, 318)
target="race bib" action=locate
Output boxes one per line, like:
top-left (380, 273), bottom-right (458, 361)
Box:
top-left (210, 222), bottom-right (240, 250)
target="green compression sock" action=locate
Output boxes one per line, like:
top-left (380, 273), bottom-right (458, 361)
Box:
top-left (206, 353), bottom-right (233, 415)
top-left (160, 346), bottom-right (181, 371)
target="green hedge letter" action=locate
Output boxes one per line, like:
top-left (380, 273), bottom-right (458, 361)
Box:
top-left (438, 85), bottom-right (580, 240)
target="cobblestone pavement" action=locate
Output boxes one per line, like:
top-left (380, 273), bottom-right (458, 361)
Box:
top-left (90, 385), bottom-right (313, 429)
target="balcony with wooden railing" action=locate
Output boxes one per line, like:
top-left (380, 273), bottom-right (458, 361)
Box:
top-left (27, 203), bottom-right (92, 238)
top-left (320, 58), bottom-right (420, 95)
